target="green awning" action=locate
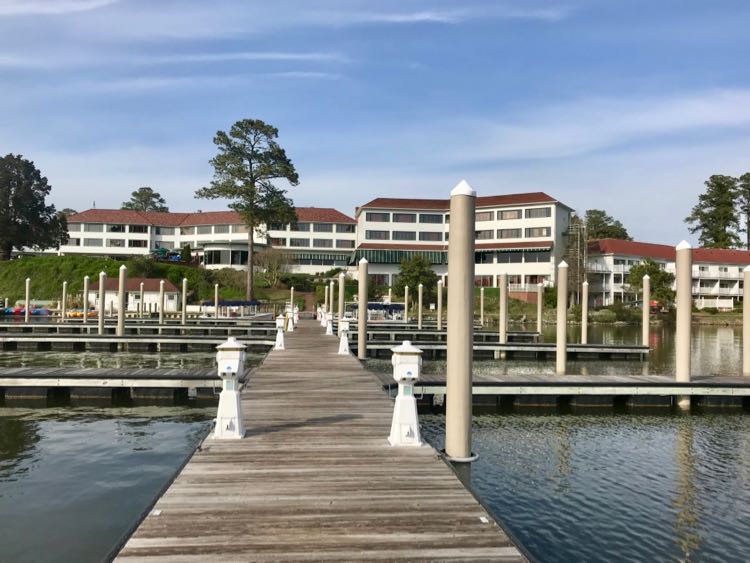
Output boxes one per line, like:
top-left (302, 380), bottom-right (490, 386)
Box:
top-left (350, 249), bottom-right (446, 265)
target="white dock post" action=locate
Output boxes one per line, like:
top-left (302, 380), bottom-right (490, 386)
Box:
top-left (97, 272), bottom-right (106, 335)
top-left (358, 258), bottom-right (368, 360)
top-left (61, 281), bottom-right (68, 324)
top-left (82, 276), bottom-right (90, 325)
top-left (325, 312), bottom-right (334, 336)
top-left (290, 286), bottom-right (295, 312)
top-left (117, 265), bottom-right (127, 337)
top-left (642, 275), bottom-right (650, 347)
top-left (139, 282), bottom-right (144, 318)
top-left (498, 273), bottom-right (508, 344)
top-left (480, 287), bottom-right (485, 327)
top-left (338, 272), bottom-right (345, 336)
top-left (214, 338), bottom-right (246, 440)
top-left (214, 284), bottom-right (220, 319)
top-left (338, 319), bottom-right (350, 355)
top-left (744, 266), bottom-right (750, 376)
top-left (24, 277), bottom-right (30, 323)
top-left (581, 280), bottom-right (589, 345)
top-left (274, 316), bottom-right (285, 350)
top-left (324, 284), bottom-right (329, 311)
top-left (181, 278), bottom-right (188, 326)
top-left (437, 279), bottom-right (444, 331)
top-left (417, 283), bottom-right (423, 330)
top-left (404, 285), bottom-right (409, 324)
top-left (329, 280), bottom-right (335, 323)
top-left (388, 341), bottom-right (424, 447)
top-left (445, 180), bottom-right (476, 463)
top-left (388, 287), bottom-right (392, 305)
top-left (675, 241), bottom-right (692, 411)
top-left (537, 282), bottom-right (543, 335)
top-left (556, 261), bottom-right (568, 375)
top-left (156, 280), bottom-right (164, 328)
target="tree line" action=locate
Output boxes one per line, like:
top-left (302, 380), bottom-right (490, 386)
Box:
top-left (685, 173), bottom-right (750, 249)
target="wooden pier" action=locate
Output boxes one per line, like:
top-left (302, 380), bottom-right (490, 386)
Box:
top-left (116, 320), bottom-right (525, 562)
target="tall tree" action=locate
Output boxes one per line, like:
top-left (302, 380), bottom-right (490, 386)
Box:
top-left (584, 209), bottom-right (631, 240)
top-left (60, 208), bottom-right (78, 216)
top-left (628, 259), bottom-right (675, 306)
top-left (195, 119), bottom-right (299, 300)
top-left (121, 186), bottom-right (169, 212)
top-left (393, 256), bottom-right (439, 305)
top-left (0, 154), bottom-right (68, 260)
top-left (736, 172), bottom-right (750, 250)
top-left (685, 175), bottom-right (740, 248)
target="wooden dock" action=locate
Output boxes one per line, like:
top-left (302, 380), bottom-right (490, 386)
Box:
top-left (116, 320), bottom-right (525, 562)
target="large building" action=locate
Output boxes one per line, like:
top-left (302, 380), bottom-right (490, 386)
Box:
top-left (587, 239), bottom-right (750, 309)
top-left (58, 207), bottom-right (356, 275)
top-left (351, 192), bottom-right (573, 297)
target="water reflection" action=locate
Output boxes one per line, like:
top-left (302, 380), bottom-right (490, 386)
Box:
top-left (0, 351), bottom-right (267, 370)
top-left (0, 418), bottom-right (41, 480)
top-left (674, 419), bottom-right (700, 560)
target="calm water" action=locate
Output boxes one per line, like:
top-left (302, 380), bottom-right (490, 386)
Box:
top-left (0, 407), bottom-right (214, 563)
top-left (0, 351), bottom-right (267, 369)
top-left (421, 412), bottom-right (750, 562)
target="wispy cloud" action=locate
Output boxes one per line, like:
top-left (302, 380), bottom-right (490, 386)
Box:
top-left (0, 0), bottom-right (117, 16)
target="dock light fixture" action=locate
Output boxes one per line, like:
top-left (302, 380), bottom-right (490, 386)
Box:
top-left (286, 309), bottom-right (294, 333)
top-left (388, 340), bottom-right (424, 447)
top-left (214, 337), bottom-right (246, 439)
top-left (274, 316), bottom-right (285, 351)
top-left (325, 311), bottom-right (334, 336)
top-left (338, 319), bottom-right (350, 355)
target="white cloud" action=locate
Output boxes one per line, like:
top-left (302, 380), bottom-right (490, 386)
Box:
top-left (0, 0), bottom-right (117, 16)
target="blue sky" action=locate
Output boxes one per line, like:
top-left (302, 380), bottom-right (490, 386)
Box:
top-left (1, 0), bottom-right (749, 244)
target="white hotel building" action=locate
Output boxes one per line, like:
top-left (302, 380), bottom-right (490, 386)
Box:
top-left (352, 193), bottom-right (572, 298)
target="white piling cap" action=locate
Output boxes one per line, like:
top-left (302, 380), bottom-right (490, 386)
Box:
top-left (676, 240), bottom-right (692, 250)
top-left (438, 279), bottom-right (443, 285)
top-left (582, 280), bottom-right (589, 286)
top-left (84, 275), bottom-right (90, 280)
top-left (119, 264), bottom-right (127, 271)
top-left (160, 279), bottom-right (165, 286)
top-left (183, 277), bottom-right (188, 282)
top-left (450, 179), bottom-right (476, 197)
top-left (140, 281), bottom-right (144, 287)
top-left (99, 271), bottom-right (106, 276)
top-left (339, 272), bottom-right (345, 278)
top-left (643, 274), bottom-right (650, 280)
top-left (418, 283), bottom-right (423, 288)
top-left (359, 257), bottom-right (368, 264)
top-left (391, 340), bottom-right (423, 355)
top-left (216, 336), bottom-right (246, 351)
top-left (558, 260), bottom-right (569, 268)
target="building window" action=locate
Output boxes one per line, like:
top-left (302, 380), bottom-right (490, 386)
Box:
top-left (498, 228), bottom-right (522, 239)
top-left (313, 239), bottom-right (333, 248)
top-left (107, 224), bottom-right (125, 233)
top-left (129, 225), bottom-right (148, 233)
top-left (155, 241), bottom-right (173, 250)
top-left (475, 230), bottom-right (493, 240)
top-left (269, 238), bottom-right (286, 247)
top-left (524, 250), bottom-right (551, 262)
top-left (392, 231), bottom-right (416, 241)
top-left (231, 250), bottom-right (248, 265)
top-left (419, 214), bottom-right (443, 224)
top-left (314, 223), bottom-right (333, 233)
top-left (498, 209), bottom-right (522, 220)
top-left (419, 232), bottom-right (442, 242)
top-left (180, 226), bottom-right (195, 236)
top-left (336, 239), bottom-right (355, 248)
top-left (233, 224), bottom-right (249, 233)
top-left (84, 238), bottom-right (103, 247)
top-left (155, 227), bottom-right (174, 235)
top-left (474, 275), bottom-right (494, 287)
top-left (204, 250), bottom-right (223, 265)
top-left (525, 227), bottom-right (551, 237)
top-left (107, 239), bottom-right (125, 247)
top-left (366, 212), bottom-right (390, 222)
top-left (84, 223), bottom-right (104, 232)
top-left (290, 223), bottom-right (310, 232)
top-left (196, 226), bottom-right (212, 235)
top-left (67, 238), bottom-right (81, 246)
top-left (214, 225), bottom-right (230, 234)
top-left (497, 252), bottom-right (523, 263)
top-left (475, 211), bottom-right (493, 222)
top-left (336, 224), bottom-right (355, 233)
top-left (393, 213), bottom-right (416, 223)
top-left (366, 230), bottom-right (389, 240)
top-left (475, 252), bottom-right (494, 264)
top-left (525, 207), bottom-right (552, 219)
top-left (128, 240), bottom-right (148, 248)
top-left (290, 238), bottom-right (309, 247)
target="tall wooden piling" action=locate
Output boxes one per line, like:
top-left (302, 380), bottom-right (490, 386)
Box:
top-left (214, 284), bottom-right (219, 319)
top-left (139, 282), bottom-right (144, 318)
top-left (24, 278), bottom-right (30, 323)
top-left (675, 241), bottom-right (692, 411)
top-left (358, 258), bottom-right (368, 360)
top-left (61, 281), bottom-right (68, 324)
top-left (82, 276), bottom-right (90, 325)
top-left (98, 272), bottom-right (106, 335)
top-left (581, 280), bottom-right (589, 345)
top-left (536, 283), bottom-right (543, 335)
top-left (117, 265), bottom-right (127, 336)
top-left (480, 287), bottom-right (485, 327)
top-left (556, 261), bottom-right (568, 375)
top-left (418, 283), bottom-right (423, 330)
top-left (181, 278), bottom-right (188, 325)
top-left (437, 279), bottom-right (443, 331)
top-left (642, 274), bottom-right (650, 347)
top-left (744, 266), bottom-right (750, 376)
top-left (445, 180), bottom-right (476, 463)
top-left (158, 280), bottom-right (165, 326)
top-left (338, 273), bottom-right (345, 336)
top-left (404, 285), bottom-right (409, 324)
top-left (498, 273), bottom-right (508, 344)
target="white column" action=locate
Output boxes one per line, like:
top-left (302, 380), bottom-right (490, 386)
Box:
top-left (417, 283), bottom-right (423, 330)
top-left (329, 280), bottom-right (335, 318)
top-left (290, 286), bottom-right (295, 310)
top-left (338, 272), bottom-right (345, 336)
top-left (181, 278), bottom-right (188, 325)
top-left (744, 266), bottom-right (750, 376)
top-left (498, 273), bottom-right (507, 344)
top-left (117, 265), bottom-right (127, 336)
top-left (437, 279), bottom-right (444, 331)
top-left (480, 287), bottom-right (485, 327)
top-left (642, 274), bottom-right (650, 347)
top-left (581, 280), bottom-right (589, 345)
top-left (139, 282), bottom-right (144, 318)
top-left (536, 283), bottom-right (543, 335)
top-left (158, 280), bottom-right (165, 326)
top-left (556, 261), bottom-right (568, 375)
top-left (82, 275), bottom-right (90, 325)
top-left (97, 272), bottom-right (106, 335)
top-left (675, 241), bottom-right (692, 410)
top-left (445, 180), bottom-right (476, 463)
top-left (358, 258), bottom-right (368, 360)
top-left (324, 284), bottom-right (329, 311)
top-left (214, 283), bottom-right (220, 319)
top-left (404, 285), bottom-right (409, 324)
top-left (388, 287), bottom-right (392, 305)
top-left (61, 281), bottom-right (68, 324)
top-left (24, 277), bottom-right (30, 323)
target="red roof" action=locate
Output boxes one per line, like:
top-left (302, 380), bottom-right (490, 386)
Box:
top-left (589, 238), bottom-right (750, 266)
top-left (356, 192), bottom-right (563, 216)
top-left (90, 278), bottom-right (179, 292)
top-left (67, 207), bottom-right (354, 227)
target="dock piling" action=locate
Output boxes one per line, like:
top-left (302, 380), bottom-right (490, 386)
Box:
top-left (404, 285), bottom-right (409, 324)
top-left (437, 279), bottom-right (443, 331)
top-left (745, 266), bottom-right (750, 376)
top-left (139, 282), bottom-right (144, 318)
top-left (83, 276), bottom-right (90, 325)
top-left (418, 283), bottom-right (423, 329)
top-left (181, 278), bottom-right (188, 326)
top-left (675, 241), bottom-right (692, 411)
top-left (536, 283), bottom-right (543, 335)
top-left (358, 258), bottom-right (368, 360)
top-left (498, 273), bottom-right (508, 345)
top-left (61, 281), bottom-right (68, 324)
top-left (338, 272), bottom-right (345, 336)
top-left (97, 272), bottom-right (106, 335)
top-left (158, 280), bottom-right (165, 328)
top-left (214, 284), bottom-right (219, 319)
top-left (117, 265), bottom-right (126, 336)
top-left (581, 280), bottom-right (589, 345)
top-left (642, 274), bottom-right (650, 347)
top-left (556, 261), bottom-right (568, 375)
top-left (24, 278), bottom-right (30, 323)
top-left (480, 287), bottom-right (485, 327)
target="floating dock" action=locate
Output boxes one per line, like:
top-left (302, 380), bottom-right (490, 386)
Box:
top-left (115, 320), bottom-right (526, 561)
